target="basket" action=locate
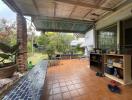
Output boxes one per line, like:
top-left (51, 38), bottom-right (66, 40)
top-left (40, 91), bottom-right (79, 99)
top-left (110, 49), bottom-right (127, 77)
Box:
top-left (0, 63), bottom-right (16, 79)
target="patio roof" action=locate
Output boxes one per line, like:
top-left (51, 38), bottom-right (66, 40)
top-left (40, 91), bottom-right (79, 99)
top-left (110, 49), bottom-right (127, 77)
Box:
top-left (32, 16), bottom-right (94, 33)
top-left (3, 0), bottom-right (130, 33)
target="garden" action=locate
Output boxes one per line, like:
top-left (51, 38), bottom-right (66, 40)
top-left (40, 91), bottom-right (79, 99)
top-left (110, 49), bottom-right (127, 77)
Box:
top-left (0, 18), bottom-right (85, 98)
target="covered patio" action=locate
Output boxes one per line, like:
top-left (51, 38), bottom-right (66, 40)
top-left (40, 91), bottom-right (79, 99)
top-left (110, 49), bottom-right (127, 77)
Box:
top-left (2, 0), bottom-right (132, 73)
top-left (3, 59), bottom-right (132, 100)
top-left (1, 0), bottom-right (132, 100)
top-left (42, 59), bottom-right (132, 100)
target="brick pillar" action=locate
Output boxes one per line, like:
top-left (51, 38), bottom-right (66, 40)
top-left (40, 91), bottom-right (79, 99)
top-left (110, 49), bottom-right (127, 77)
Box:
top-left (16, 13), bottom-right (27, 73)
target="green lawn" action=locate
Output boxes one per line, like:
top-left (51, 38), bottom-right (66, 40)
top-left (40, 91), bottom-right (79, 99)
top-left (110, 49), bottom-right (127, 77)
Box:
top-left (28, 53), bottom-right (48, 65)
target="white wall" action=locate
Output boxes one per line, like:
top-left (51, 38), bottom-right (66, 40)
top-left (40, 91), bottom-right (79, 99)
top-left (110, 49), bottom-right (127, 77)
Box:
top-left (84, 29), bottom-right (95, 56)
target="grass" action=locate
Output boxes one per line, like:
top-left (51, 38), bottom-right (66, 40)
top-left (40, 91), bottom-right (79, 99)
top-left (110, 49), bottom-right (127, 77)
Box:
top-left (28, 53), bottom-right (48, 65)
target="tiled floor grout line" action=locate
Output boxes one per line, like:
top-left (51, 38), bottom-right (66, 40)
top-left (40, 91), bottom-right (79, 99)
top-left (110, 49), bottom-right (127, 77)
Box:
top-left (41, 59), bottom-right (132, 100)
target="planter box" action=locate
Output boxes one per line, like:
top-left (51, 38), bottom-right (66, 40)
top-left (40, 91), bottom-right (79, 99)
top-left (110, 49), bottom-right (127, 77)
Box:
top-left (0, 64), bottom-right (17, 79)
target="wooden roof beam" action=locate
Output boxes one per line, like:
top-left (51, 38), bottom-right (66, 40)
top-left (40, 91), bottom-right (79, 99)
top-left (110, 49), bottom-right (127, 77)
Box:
top-left (33, 16), bottom-right (94, 24)
top-left (98, 0), bottom-right (107, 6)
top-left (55, 0), bottom-right (114, 11)
top-left (32, 0), bottom-right (40, 15)
top-left (2, 0), bottom-right (23, 14)
top-left (69, 0), bottom-right (81, 18)
top-left (69, 5), bottom-right (77, 18)
top-left (36, 28), bottom-right (87, 34)
top-left (83, 9), bottom-right (92, 19)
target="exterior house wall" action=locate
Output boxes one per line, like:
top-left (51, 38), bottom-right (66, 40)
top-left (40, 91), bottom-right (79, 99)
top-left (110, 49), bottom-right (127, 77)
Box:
top-left (96, 3), bottom-right (132, 30)
top-left (84, 29), bottom-right (95, 56)
top-left (95, 3), bottom-right (132, 52)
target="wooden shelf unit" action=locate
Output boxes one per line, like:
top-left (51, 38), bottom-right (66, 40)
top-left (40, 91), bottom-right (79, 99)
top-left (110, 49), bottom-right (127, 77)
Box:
top-left (104, 54), bottom-right (132, 85)
top-left (90, 53), bottom-right (104, 72)
top-left (104, 63), bottom-right (123, 69)
top-left (105, 73), bottom-right (124, 84)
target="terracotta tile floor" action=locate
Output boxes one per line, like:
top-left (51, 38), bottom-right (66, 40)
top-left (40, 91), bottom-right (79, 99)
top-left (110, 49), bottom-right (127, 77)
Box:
top-left (41, 59), bottom-right (132, 100)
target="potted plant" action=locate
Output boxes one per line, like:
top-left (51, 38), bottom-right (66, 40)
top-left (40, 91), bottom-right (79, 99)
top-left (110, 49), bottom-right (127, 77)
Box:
top-left (0, 42), bottom-right (19, 78)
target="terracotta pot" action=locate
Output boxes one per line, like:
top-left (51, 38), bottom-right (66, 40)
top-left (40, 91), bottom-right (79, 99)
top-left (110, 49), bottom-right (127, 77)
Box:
top-left (0, 63), bottom-right (17, 79)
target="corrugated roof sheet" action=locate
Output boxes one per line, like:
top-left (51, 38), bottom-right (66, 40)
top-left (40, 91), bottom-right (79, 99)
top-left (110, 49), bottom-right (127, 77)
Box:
top-left (33, 17), bottom-right (94, 33)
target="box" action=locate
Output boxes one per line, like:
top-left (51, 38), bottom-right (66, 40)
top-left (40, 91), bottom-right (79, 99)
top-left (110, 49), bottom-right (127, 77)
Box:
top-left (113, 62), bottom-right (123, 68)
top-left (105, 67), bottom-right (114, 75)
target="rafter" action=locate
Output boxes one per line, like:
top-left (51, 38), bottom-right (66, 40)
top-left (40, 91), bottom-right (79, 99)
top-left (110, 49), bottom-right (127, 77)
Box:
top-left (82, 0), bottom-right (106, 20)
top-left (69, 5), bottom-right (77, 18)
top-left (33, 16), bottom-right (94, 24)
top-left (83, 9), bottom-right (92, 19)
top-left (32, 0), bottom-right (40, 15)
top-left (98, 0), bottom-right (107, 6)
top-left (3, 0), bottom-right (22, 14)
top-left (69, 0), bottom-right (81, 18)
top-left (55, 0), bottom-right (114, 11)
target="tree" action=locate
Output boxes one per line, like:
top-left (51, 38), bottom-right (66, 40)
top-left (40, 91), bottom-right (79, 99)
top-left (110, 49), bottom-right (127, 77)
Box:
top-left (0, 18), bottom-right (17, 45)
top-left (37, 32), bottom-right (74, 59)
top-left (37, 32), bottom-right (55, 59)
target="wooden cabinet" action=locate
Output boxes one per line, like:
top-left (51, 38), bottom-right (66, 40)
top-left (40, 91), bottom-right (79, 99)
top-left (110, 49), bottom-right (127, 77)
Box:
top-left (104, 54), bottom-right (132, 85)
top-left (90, 53), bottom-right (104, 72)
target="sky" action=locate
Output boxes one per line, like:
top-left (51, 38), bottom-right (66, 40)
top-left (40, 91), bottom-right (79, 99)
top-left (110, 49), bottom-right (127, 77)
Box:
top-left (0, 0), bottom-right (16, 20)
top-left (0, 0), bottom-right (41, 36)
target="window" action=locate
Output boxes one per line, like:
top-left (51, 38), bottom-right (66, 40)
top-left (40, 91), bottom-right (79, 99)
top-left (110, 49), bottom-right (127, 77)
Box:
top-left (97, 24), bottom-right (117, 50)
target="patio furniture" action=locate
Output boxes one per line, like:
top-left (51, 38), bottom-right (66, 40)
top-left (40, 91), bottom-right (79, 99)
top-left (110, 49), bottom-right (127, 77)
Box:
top-left (55, 54), bottom-right (61, 60)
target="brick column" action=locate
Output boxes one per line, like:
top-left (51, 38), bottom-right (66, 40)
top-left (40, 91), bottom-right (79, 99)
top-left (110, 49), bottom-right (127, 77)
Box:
top-left (16, 13), bottom-right (27, 73)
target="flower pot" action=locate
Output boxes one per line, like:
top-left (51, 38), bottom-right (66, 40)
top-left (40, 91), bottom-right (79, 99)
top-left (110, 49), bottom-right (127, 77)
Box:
top-left (0, 63), bottom-right (17, 79)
